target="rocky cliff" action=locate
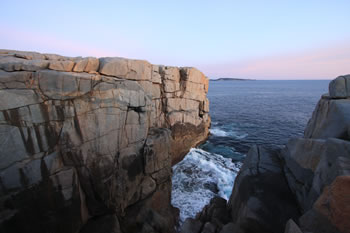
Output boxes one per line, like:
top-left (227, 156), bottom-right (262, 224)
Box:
top-left (0, 49), bottom-right (210, 233)
top-left (180, 75), bottom-right (350, 233)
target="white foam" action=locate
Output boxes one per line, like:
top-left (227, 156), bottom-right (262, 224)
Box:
top-left (171, 148), bottom-right (241, 224)
top-left (210, 127), bottom-right (248, 139)
top-left (210, 128), bottom-right (228, 137)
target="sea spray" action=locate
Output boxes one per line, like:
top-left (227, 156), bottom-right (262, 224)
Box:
top-left (171, 148), bottom-right (241, 224)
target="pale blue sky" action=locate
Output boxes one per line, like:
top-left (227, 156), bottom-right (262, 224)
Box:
top-left (1, 0), bottom-right (350, 79)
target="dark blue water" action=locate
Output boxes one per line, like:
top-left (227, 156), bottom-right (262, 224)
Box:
top-left (172, 80), bottom-right (329, 222)
top-left (201, 80), bottom-right (329, 161)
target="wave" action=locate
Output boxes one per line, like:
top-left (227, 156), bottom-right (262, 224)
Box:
top-left (171, 148), bottom-right (241, 224)
top-left (210, 128), bottom-right (228, 137)
top-left (210, 127), bottom-right (248, 139)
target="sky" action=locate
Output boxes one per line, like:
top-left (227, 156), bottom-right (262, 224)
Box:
top-left (1, 0), bottom-right (350, 79)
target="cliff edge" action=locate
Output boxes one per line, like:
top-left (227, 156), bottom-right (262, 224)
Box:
top-left (181, 75), bottom-right (350, 233)
top-left (0, 50), bottom-right (210, 233)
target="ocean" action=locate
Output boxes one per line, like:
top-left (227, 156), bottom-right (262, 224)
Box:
top-left (171, 80), bottom-right (329, 223)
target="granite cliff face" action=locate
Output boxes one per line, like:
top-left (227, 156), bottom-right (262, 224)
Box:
top-left (180, 75), bottom-right (350, 233)
top-left (0, 50), bottom-right (210, 233)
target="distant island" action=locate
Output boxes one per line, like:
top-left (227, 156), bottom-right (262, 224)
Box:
top-left (210, 78), bottom-right (256, 81)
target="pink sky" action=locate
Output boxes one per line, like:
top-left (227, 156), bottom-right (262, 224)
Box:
top-left (1, 27), bottom-right (349, 80)
top-left (197, 42), bottom-right (350, 80)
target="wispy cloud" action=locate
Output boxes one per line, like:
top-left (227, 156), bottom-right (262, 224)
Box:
top-left (198, 42), bottom-right (350, 80)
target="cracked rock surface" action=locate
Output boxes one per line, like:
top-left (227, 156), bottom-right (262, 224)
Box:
top-left (0, 50), bottom-right (210, 233)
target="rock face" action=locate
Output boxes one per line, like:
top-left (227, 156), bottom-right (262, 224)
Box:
top-left (191, 74), bottom-right (350, 233)
top-left (0, 50), bottom-right (210, 233)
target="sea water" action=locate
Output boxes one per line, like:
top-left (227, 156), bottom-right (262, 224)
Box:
top-left (171, 80), bottom-right (329, 223)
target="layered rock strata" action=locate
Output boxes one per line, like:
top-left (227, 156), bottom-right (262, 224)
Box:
top-left (0, 50), bottom-right (210, 233)
top-left (181, 75), bottom-right (350, 233)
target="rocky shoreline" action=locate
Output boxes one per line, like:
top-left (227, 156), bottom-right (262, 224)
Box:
top-left (0, 50), bottom-right (210, 233)
top-left (180, 75), bottom-right (350, 233)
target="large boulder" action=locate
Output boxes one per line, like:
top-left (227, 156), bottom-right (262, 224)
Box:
top-left (227, 146), bottom-right (300, 233)
top-left (304, 97), bottom-right (350, 139)
top-left (282, 138), bottom-right (326, 212)
top-left (329, 75), bottom-right (350, 98)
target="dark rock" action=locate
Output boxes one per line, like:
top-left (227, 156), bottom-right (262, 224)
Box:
top-left (180, 218), bottom-right (202, 233)
top-left (228, 145), bottom-right (300, 233)
top-left (196, 196), bottom-right (230, 228)
top-left (281, 138), bottom-right (326, 212)
top-left (201, 222), bottom-right (216, 233)
top-left (299, 209), bottom-right (340, 233)
top-left (80, 215), bottom-right (121, 233)
top-left (284, 219), bottom-right (303, 233)
top-left (219, 222), bottom-right (242, 233)
top-left (304, 98), bottom-right (350, 140)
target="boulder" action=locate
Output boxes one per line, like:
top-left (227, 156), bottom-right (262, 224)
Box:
top-left (196, 197), bottom-right (230, 229)
top-left (313, 176), bottom-right (350, 233)
top-left (310, 138), bottom-right (350, 205)
top-left (228, 145), bottom-right (300, 233)
top-left (48, 60), bottom-right (75, 71)
top-left (282, 138), bottom-right (326, 212)
top-left (329, 75), bottom-right (350, 98)
top-left (73, 57), bottom-right (99, 73)
top-left (0, 56), bottom-right (49, 71)
top-left (304, 97), bottom-right (350, 139)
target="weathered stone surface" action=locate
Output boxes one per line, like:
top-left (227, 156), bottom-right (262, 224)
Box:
top-left (329, 75), bottom-right (350, 98)
top-left (310, 138), bottom-right (350, 205)
top-left (49, 60), bottom-right (75, 71)
top-left (36, 70), bottom-right (97, 100)
top-left (0, 56), bottom-right (49, 71)
top-left (227, 146), bottom-right (300, 233)
top-left (0, 89), bottom-right (43, 110)
top-left (99, 57), bottom-right (152, 81)
top-left (282, 138), bottom-right (326, 212)
top-left (304, 98), bottom-right (350, 139)
top-left (73, 57), bottom-right (99, 73)
top-left (0, 70), bottom-right (33, 89)
top-left (0, 50), bottom-right (210, 233)
top-left (312, 176), bottom-right (350, 233)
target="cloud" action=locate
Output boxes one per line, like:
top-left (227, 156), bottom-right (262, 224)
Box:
top-left (198, 42), bottom-right (350, 80)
